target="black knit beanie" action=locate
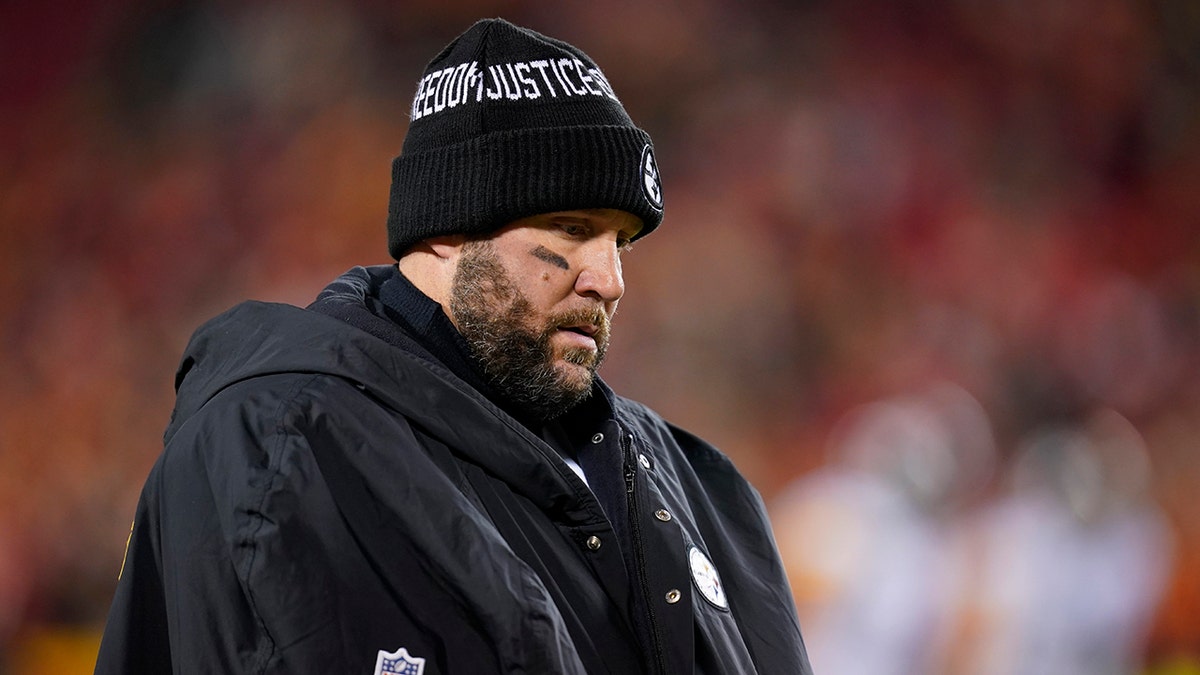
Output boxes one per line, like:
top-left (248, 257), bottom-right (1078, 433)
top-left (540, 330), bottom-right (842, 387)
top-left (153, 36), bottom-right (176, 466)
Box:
top-left (386, 18), bottom-right (664, 258)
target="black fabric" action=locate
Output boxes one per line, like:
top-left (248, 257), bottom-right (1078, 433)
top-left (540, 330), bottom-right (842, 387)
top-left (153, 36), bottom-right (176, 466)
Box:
top-left (94, 267), bottom-right (812, 674)
top-left (374, 267), bottom-right (501, 410)
top-left (375, 269), bottom-right (479, 385)
top-left (386, 18), bottom-right (664, 258)
top-left (572, 419), bottom-right (629, 538)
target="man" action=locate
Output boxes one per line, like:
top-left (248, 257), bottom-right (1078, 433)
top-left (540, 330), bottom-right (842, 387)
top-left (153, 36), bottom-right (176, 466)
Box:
top-left (95, 18), bottom-right (811, 674)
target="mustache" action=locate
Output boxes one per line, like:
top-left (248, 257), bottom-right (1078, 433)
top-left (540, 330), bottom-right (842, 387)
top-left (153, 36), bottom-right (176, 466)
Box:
top-left (544, 306), bottom-right (611, 344)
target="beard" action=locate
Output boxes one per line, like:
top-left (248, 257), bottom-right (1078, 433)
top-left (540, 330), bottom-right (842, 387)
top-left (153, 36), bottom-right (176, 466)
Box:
top-left (449, 239), bottom-right (611, 421)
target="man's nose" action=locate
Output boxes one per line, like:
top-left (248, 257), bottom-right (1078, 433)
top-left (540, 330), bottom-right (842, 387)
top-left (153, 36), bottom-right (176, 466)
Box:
top-left (574, 241), bottom-right (624, 304)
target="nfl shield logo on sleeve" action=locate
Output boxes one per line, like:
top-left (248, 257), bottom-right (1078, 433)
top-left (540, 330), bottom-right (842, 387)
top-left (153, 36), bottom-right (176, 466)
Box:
top-left (374, 647), bottom-right (426, 675)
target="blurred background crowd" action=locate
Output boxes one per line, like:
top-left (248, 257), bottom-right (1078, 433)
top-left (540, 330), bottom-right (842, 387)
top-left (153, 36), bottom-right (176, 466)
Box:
top-left (2, 0), bottom-right (1198, 672)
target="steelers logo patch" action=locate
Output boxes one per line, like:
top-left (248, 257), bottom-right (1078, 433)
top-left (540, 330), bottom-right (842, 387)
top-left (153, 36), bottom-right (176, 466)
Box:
top-left (639, 144), bottom-right (663, 211)
top-left (688, 546), bottom-right (728, 610)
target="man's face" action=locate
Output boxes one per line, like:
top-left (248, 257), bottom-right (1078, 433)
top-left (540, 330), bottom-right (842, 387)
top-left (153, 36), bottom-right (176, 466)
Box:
top-left (448, 208), bottom-right (643, 420)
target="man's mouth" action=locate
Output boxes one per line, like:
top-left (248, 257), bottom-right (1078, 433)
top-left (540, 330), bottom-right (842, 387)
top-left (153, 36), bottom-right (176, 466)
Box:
top-left (560, 323), bottom-right (598, 338)
top-left (549, 308), bottom-right (610, 356)
top-left (554, 321), bottom-right (608, 358)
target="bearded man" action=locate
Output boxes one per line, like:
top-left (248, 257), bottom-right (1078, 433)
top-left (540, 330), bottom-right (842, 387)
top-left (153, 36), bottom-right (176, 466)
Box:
top-left (95, 18), bottom-right (812, 675)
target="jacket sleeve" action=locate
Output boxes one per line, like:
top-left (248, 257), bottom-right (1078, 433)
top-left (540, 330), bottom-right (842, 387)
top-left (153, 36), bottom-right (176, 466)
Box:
top-left (94, 391), bottom-right (289, 674)
top-left (96, 372), bottom-right (589, 675)
top-left (94, 463), bottom-right (173, 674)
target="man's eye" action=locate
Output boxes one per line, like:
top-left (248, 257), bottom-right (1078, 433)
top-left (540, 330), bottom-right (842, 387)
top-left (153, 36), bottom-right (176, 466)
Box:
top-left (559, 222), bottom-right (587, 237)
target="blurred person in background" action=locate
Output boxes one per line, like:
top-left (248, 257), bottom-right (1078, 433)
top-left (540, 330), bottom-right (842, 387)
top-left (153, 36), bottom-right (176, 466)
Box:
top-left (92, 18), bottom-right (811, 675)
top-left (954, 410), bottom-right (1173, 675)
top-left (770, 382), bottom-right (995, 675)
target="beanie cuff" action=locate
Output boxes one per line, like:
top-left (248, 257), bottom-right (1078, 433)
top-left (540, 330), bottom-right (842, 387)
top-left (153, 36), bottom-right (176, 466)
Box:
top-left (387, 124), bottom-right (662, 258)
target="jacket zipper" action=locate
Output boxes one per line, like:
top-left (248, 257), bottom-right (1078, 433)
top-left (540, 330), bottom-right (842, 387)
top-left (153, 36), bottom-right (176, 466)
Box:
top-left (623, 429), bottom-right (668, 675)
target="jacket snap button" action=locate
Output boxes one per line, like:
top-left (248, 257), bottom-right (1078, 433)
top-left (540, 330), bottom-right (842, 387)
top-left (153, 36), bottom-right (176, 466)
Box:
top-left (665, 589), bottom-right (681, 604)
top-left (586, 535), bottom-right (602, 551)
top-left (638, 454), bottom-right (651, 469)
top-left (591, 433), bottom-right (604, 444)
top-left (655, 509), bottom-right (672, 522)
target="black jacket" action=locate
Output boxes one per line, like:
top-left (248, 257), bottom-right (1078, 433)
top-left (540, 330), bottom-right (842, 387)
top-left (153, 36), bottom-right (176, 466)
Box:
top-left (95, 267), bottom-right (811, 674)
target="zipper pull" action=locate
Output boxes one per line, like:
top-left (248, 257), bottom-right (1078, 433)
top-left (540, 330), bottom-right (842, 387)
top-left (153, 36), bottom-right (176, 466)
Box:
top-left (622, 429), bottom-right (637, 494)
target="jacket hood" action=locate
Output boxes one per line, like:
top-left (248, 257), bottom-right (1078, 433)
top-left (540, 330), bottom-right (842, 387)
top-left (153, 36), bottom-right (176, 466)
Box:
top-left (166, 266), bottom-right (597, 514)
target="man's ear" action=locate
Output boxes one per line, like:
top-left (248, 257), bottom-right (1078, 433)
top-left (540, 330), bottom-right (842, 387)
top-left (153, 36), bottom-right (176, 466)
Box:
top-left (397, 234), bottom-right (467, 308)
top-left (425, 234), bottom-right (467, 260)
